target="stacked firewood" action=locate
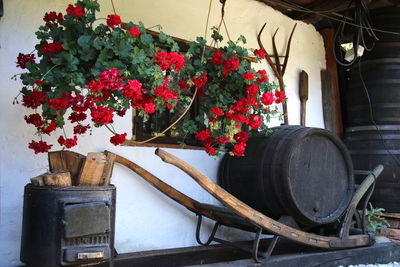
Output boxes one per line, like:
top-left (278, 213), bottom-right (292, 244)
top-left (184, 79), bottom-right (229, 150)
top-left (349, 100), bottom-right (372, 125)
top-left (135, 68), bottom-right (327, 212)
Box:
top-left (30, 151), bottom-right (115, 186)
top-left (381, 214), bottom-right (400, 243)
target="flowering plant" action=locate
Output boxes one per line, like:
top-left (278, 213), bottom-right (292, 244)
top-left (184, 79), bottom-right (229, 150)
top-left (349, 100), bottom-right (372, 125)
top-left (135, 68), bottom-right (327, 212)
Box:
top-left (15, 0), bottom-right (285, 156)
top-left (179, 30), bottom-right (284, 156)
top-left (15, 0), bottom-right (190, 153)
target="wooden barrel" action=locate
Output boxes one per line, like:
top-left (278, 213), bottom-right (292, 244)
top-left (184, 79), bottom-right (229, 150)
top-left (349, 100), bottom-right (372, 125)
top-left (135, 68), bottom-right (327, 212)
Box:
top-left (218, 126), bottom-right (354, 226)
top-left (345, 59), bottom-right (400, 126)
top-left (344, 126), bottom-right (400, 212)
top-left (343, 7), bottom-right (400, 212)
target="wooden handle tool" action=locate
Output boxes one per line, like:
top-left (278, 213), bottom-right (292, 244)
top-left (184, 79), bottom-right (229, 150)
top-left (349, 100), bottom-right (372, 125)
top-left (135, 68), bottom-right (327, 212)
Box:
top-left (299, 70), bottom-right (309, 126)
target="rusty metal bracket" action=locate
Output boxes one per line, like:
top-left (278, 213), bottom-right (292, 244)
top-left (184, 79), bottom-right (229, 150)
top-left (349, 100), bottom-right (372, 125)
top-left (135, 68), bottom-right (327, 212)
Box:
top-left (195, 214), bottom-right (267, 262)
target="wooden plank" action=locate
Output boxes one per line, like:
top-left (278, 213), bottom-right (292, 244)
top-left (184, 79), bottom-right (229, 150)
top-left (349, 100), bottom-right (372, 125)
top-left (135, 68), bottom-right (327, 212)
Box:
top-left (321, 70), bottom-right (335, 132)
top-left (99, 152), bottom-right (116, 186)
top-left (77, 152), bottom-right (107, 186)
top-left (48, 150), bottom-right (86, 185)
top-left (155, 149), bottom-right (372, 249)
top-left (93, 241), bottom-right (400, 267)
top-left (189, 242), bottom-right (400, 267)
top-left (319, 28), bottom-right (343, 138)
top-left (95, 238), bottom-right (318, 267)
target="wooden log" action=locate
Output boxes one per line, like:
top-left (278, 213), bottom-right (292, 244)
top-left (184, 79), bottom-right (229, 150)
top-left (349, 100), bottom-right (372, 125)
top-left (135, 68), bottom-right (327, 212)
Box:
top-left (77, 152), bottom-right (107, 186)
top-left (48, 150), bottom-right (86, 185)
top-left (99, 152), bottom-right (116, 186)
top-left (382, 228), bottom-right (400, 241)
top-left (30, 175), bottom-right (45, 186)
top-left (43, 171), bottom-right (72, 186)
top-left (31, 171), bottom-right (72, 186)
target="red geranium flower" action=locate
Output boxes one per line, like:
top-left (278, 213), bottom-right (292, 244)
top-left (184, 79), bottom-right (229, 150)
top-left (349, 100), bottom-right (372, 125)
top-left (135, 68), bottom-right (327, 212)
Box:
top-left (233, 131), bottom-right (248, 143)
top-left (192, 73), bottom-right (208, 89)
top-left (256, 70), bottom-right (268, 83)
top-left (41, 120), bottom-right (57, 135)
top-left (254, 48), bottom-right (265, 59)
top-left (275, 90), bottom-right (285, 104)
top-left (24, 113), bottom-right (44, 128)
top-left (211, 50), bottom-right (224, 65)
top-left (28, 140), bottom-right (52, 154)
top-left (242, 72), bottom-right (254, 81)
top-left (16, 53), bottom-right (35, 69)
top-left (66, 4), bottom-right (85, 18)
top-left (73, 124), bottom-right (90, 135)
top-left (232, 142), bottom-right (246, 156)
top-left (91, 106), bottom-right (114, 125)
top-left (129, 26), bottom-right (140, 37)
top-left (41, 42), bottom-right (63, 54)
top-left (261, 91), bottom-right (275, 106)
top-left (210, 106), bottom-right (223, 117)
top-left (195, 129), bottom-right (212, 141)
top-left (107, 14), bottom-right (121, 28)
top-left (205, 146), bottom-right (217, 156)
top-left (22, 90), bottom-right (47, 109)
top-left (216, 135), bottom-right (229, 145)
top-left (248, 114), bottom-right (262, 130)
top-left (110, 133), bottom-right (127, 146)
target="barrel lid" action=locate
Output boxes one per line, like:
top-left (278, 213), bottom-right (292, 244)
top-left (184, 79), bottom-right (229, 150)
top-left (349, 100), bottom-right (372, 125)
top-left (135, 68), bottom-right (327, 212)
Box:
top-left (282, 128), bottom-right (354, 225)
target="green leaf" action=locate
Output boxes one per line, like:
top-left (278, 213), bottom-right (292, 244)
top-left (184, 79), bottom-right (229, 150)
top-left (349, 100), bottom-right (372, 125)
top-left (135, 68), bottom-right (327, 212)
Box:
top-left (77, 35), bottom-right (92, 49)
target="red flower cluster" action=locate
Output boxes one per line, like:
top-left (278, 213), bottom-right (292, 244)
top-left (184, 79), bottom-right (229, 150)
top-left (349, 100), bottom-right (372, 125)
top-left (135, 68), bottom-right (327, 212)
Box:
top-left (22, 90), bottom-right (47, 109)
top-left (66, 4), bottom-right (85, 18)
top-left (28, 140), bottom-right (53, 154)
top-left (212, 50), bottom-right (224, 65)
top-left (16, 53), bottom-right (35, 69)
top-left (154, 78), bottom-right (178, 109)
top-left (256, 70), bottom-right (268, 83)
top-left (91, 106), bottom-right (114, 125)
top-left (275, 90), bottom-right (285, 104)
top-left (25, 114), bottom-right (44, 128)
top-left (110, 133), bottom-right (127, 146)
top-left (211, 106), bottom-right (223, 117)
top-left (261, 91), bottom-right (286, 106)
top-left (41, 42), bottom-right (63, 54)
top-left (58, 135), bottom-right (78, 148)
top-left (47, 97), bottom-right (69, 110)
top-left (154, 51), bottom-right (185, 71)
top-left (73, 124), bottom-right (90, 135)
top-left (242, 72), bottom-right (254, 81)
top-left (192, 73), bottom-right (208, 89)
top-left (129, 26), bottom-right (140, 37)
top-left (68, 112), bottom-right (87, 123)
top-left (222, 57), bottom-right (240, 76)
top-left (254, 48), bottom-right (265, 59)
top-left (43, 11), bottom-right (63, 23)
top-left (107, 14), bottom-right (121, 28)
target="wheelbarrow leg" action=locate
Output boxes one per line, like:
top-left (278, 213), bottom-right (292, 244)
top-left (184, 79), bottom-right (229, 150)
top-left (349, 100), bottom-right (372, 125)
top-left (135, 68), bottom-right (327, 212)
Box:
top-left (338, 165), bottom-right (384, 239)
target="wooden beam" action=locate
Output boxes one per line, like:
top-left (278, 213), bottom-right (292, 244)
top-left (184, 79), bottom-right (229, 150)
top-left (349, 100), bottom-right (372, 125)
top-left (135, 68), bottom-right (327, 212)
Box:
top-left (319, 28), bottom-right (343, 138)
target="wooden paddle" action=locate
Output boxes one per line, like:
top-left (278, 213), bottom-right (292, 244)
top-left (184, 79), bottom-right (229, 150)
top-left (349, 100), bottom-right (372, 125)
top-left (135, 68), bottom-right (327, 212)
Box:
top-left (299, 70), bottom-right (308, 126)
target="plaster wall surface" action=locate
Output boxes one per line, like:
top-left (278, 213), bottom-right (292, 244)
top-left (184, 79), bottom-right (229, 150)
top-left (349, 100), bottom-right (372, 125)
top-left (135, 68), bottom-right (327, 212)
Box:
top-left (0, 0), bottom-right (325, 265)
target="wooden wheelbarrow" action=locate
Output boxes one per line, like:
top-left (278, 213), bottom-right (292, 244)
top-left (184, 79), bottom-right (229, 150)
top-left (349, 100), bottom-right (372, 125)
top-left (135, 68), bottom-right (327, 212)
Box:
top-left (108, 148), bottom-right (383, 262)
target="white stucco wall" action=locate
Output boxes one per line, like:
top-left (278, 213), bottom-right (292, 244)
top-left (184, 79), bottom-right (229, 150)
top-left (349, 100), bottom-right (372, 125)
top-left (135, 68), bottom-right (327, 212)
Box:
top-left (0, 0), bottom-right (325, 266)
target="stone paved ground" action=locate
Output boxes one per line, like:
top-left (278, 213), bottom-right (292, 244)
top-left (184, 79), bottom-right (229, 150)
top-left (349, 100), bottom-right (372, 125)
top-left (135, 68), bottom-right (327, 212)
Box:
top-left (339, 262), bottom-right (400, 267)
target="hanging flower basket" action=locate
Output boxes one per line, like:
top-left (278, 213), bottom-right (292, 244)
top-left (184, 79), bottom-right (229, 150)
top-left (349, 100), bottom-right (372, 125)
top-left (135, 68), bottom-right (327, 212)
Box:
top-left (14, 0), bottom-right (285, 156)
